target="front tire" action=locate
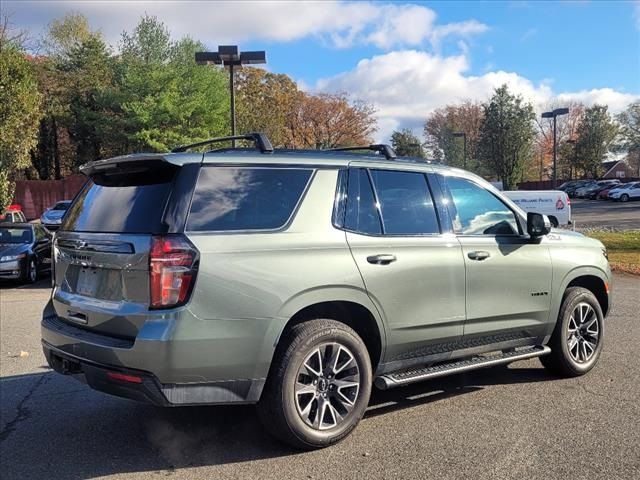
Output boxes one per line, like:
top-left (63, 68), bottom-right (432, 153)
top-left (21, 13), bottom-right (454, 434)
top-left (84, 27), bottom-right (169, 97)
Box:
top-left (620, 194), bottom-right (629, 202)
top-left (258, 319), bottom-right (372, 449)
top-left (541, 287), bottom-right (603, 377)
top-left (23, 258), bottom-right (37, 284)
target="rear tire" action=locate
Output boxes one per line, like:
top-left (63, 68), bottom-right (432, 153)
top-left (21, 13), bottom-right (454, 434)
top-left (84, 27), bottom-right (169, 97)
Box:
top-left (540, 287), bottom-right (603, 377)
top-left (258, 319), bottom-right (372, 450)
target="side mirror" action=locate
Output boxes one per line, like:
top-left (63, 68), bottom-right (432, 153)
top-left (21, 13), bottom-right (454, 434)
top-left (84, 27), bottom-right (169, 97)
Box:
top-left (527, 212), bottom-right (551, 238)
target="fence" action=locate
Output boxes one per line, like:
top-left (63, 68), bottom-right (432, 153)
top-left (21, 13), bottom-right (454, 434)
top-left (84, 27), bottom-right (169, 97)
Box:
top-left (12, 175), bottom-right (87, 220)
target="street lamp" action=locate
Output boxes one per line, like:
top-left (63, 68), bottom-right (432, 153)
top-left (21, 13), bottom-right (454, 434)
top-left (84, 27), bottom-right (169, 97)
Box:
top-left (195, 45), bottom-right (266, 147)
top-left (452, 132), bottom-right (467, 170)
top-left (541, 107), bottom-right (569, 188)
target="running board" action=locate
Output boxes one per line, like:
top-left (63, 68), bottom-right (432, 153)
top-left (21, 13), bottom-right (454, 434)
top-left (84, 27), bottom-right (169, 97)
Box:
top-left (375, 345), bottom-right (551, 390)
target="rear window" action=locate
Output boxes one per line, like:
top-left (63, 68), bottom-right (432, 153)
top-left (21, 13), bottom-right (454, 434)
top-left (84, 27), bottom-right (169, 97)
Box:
top-left (62, 181), bottom-right (173, 234)
top-left (186, 167), bottom-right (313, 232)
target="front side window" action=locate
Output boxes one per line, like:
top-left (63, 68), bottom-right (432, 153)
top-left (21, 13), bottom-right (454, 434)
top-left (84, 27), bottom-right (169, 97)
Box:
top-left (369, 169), bottom-right (440, 235)
top-left (187, 167), bottom-right (313, 232)
top-left (439, 175), bottom-right (519, 235)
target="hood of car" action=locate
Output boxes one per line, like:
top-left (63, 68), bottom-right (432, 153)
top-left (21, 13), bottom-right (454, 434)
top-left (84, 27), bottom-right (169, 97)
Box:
top-left (41, 210), bottom-right (66, 221)
top-left (545, 228), bottom-right (604, 249)
top-left (0, 243), bottom-right (30, 257)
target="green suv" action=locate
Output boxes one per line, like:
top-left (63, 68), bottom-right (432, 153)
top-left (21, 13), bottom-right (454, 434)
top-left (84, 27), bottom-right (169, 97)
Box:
top-left (42, 133), bottom-right (611, 449)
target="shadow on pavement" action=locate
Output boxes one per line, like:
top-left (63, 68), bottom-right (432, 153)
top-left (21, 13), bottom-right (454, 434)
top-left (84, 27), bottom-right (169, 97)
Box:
top-left (0, 362), bottom-right (557, 479)
top-left (0, 277), bottom-right (51, 291)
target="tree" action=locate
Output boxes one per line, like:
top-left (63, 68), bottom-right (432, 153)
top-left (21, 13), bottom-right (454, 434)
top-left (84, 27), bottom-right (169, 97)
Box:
top-left (390, 128), bottom-right (425, 158)
top-left (115, 16), bottom-right (229, 152)
top-left (534, 101), bottom-right (585, 180)
top-left (0, 27), bottom-right (42, 207)
top-left (235, 67), bottom-right (301, 147)
top-left (424, 100), bottom-right (483, 171)
top-left (31, 13), bottom-right (104, 178)
top-left (574, 105), bottom-right (618, 178)
top-left (292, 93), bottom-right (377, 149)
top-left (617, 102), bottom-right (640, 176)
top-left (478, 85), bottom-right (536, 190)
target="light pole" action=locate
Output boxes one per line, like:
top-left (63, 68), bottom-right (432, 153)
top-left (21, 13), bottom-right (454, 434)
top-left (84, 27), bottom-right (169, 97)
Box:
top-left (452, 132), bottom-right (467, 169)
top-left (541, 107), bottom-right (569, 188)
top-left (195, 46), bottom-right (266, 147)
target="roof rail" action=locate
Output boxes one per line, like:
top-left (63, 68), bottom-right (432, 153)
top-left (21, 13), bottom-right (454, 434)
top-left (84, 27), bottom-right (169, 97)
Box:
top-left (171, 133), bottom-right (274, 153)
top-left (327, 144), bottom-right (397, 160)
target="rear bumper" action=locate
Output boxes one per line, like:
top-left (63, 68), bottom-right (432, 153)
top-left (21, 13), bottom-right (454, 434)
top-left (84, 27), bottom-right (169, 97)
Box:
top-left (42, 340), bottom-right (265, 406)
top-left (41, 299), bottom-right (271, 405)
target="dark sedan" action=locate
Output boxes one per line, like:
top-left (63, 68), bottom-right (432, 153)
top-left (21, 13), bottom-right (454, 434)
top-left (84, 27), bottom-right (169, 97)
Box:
top-left (0, 224), bottom-right (52, 283)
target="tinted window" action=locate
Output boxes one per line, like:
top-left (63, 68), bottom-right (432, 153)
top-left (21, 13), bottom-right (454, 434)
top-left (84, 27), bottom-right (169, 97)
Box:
top-left (187, 167), bottom-right (312, 232)
top-left (439, 175), bottom-right (519, 235)
top-left (344, 169), bottom-right (382, 235)
top-left (62, 181), bottom-right (173, 233)
top-left (369, 170), bottom-right (439, 235)
top-left (0, 227), bottom-right (32, 244)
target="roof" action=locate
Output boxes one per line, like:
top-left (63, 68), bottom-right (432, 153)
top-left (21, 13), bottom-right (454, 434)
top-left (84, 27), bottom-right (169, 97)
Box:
top-left (81, 148), bottom-right (447, 174)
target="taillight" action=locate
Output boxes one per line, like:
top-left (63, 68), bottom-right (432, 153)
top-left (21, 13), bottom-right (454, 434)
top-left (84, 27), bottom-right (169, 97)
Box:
top-left (149, 235), bottom-right (198, 309)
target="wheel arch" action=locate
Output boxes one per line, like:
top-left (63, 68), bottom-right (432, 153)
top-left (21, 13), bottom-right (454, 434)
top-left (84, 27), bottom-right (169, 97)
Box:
top-left (275, 290), bottom-right (386, 371)
top-left (557, 266), bottom-right (610, 318)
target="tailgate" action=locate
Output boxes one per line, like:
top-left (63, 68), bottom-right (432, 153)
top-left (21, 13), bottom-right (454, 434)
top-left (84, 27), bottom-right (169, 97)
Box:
top-left (51, 157), bottom-right (192, 339)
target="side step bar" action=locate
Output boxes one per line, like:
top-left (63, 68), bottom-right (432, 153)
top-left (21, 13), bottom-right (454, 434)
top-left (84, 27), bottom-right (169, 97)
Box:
top-left (375, 345), bottom-right (551, 390)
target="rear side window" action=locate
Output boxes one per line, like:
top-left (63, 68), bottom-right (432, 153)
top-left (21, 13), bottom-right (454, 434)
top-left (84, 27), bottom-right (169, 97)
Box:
top-left (369, 170), bottom-right (440, 235)
top-left (186, 167), bottom-right (312, 232)
top-left (62, 181), bottom-right (173, 234)
top-left (344, 169), bottom-right (382, 235)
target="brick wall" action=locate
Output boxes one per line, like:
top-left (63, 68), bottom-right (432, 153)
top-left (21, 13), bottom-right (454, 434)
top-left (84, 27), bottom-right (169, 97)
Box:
top-left (13, 175), bottom-right (87, 220)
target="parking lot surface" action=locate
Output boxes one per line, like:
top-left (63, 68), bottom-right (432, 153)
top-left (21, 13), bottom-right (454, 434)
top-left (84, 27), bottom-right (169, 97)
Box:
top-left (571, 199), bottom-right (640, 230)
top-left (1, 276), bottom-right (639, 480)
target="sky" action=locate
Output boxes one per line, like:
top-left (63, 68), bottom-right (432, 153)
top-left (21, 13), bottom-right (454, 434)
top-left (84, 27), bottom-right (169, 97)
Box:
top-left (6, 0), bottom-right (640, 142)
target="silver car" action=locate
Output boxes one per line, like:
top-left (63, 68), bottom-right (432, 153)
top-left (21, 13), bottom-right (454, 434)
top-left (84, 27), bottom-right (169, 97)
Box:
top-left (42, 134), bottom-right (611, 449)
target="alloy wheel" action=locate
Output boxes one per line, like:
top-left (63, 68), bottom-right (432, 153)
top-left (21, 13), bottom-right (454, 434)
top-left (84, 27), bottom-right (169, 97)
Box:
top-left (566, 302), bottom-right (600, 363)
top-left (295, 342), bottom-right (361, 430)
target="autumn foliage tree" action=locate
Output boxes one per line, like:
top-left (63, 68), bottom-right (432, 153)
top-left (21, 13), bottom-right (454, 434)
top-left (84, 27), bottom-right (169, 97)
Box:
top-left (424, 100), bottom-right (483, 171)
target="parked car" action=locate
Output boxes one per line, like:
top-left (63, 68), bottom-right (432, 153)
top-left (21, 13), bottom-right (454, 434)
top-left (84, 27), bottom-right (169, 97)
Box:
top-left (40, 200), bottom-right (72, 231)
top-left (0, 223), bottom-right (52, 283)
top-left (576, 180), bottom-right (620, 198)
top-left (502, 190), bottom-right (571, 227)
top-left (587, 182), bottom-right (621, 200)
top-left (42, 134), bottom-right (611, 449)
top-left (609, 181), bottom-right (640, 202)
top-left (0, 205), bottom-right (27, 224)
top-left (557, 180), bottom-right (581, 192)
top-left (565, 180), bottom-right (595, 198)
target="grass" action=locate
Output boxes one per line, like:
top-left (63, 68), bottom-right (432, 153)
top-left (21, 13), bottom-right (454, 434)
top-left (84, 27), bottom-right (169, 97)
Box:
top-left (585, 230), bottom-right (640, 275)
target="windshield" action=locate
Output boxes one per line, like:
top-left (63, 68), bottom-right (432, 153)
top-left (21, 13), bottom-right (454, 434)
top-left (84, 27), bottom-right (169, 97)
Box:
top-left (0, 227), bottom-right (32, 244)
top-left (52, 202), bottom-right (70, 211)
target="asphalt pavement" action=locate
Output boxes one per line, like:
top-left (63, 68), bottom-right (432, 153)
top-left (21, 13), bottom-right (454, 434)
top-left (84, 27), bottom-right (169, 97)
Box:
top-left (571, 199), bottom-right (640, 230)
top-left (1, 276), bottom-right (639, 480)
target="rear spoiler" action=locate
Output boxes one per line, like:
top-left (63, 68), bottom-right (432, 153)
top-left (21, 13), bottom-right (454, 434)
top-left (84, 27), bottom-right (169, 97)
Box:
top-left (80, 153), bottom-right (202, 177)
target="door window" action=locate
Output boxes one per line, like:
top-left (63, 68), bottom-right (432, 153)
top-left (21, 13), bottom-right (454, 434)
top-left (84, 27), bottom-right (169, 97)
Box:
top-left (369, 170), bottom-right (440, 235)
top-left (344, 169), bottom-right (382, 235)
top-left (439, 175), bottom-right (519, 235)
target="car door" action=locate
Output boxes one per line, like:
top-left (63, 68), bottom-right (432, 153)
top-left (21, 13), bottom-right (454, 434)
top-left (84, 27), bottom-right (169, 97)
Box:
top-left (434, 173), bottom-right (553, 345)
top-left (342, 166), bottom-right (466, 366)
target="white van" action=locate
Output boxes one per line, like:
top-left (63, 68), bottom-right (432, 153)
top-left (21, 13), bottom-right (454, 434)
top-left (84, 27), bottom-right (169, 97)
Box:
top-left (503, 190), bottom-right (571, 228)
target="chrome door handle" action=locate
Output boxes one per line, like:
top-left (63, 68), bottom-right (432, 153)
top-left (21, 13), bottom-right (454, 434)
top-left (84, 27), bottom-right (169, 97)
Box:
top-left (367, 254), bottom-right (397, 265)
top-left (467, 251), bottom-right (490, 261)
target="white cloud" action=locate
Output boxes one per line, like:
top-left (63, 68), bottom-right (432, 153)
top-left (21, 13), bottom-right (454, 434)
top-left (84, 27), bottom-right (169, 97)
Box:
top-left (9, 0), bottom-right (487, 50)
top-left (314, 50), bottom-right (639, 142)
